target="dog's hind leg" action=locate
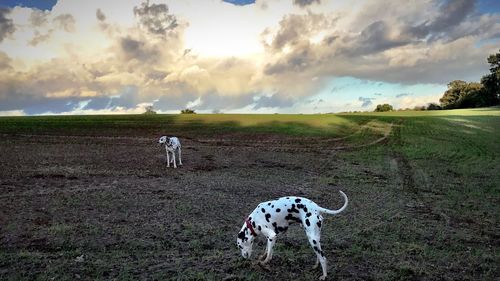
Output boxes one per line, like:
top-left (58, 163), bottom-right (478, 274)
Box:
top-left (307, 233), bottom-right (327, 280)
top-left (178, 147), bottom-right (183, 166)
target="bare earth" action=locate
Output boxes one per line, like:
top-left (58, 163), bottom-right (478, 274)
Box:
top-left (0, 126), bottom-right (496, 280)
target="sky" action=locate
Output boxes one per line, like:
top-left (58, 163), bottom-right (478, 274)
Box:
top-left (0, 0), bottom-right (498, 115)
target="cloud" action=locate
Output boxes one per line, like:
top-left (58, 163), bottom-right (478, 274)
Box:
top-left (358, 96), bottom-right (375, 107)
top-left (29, 9), bottom-right (50, 26)
top-left (96, 8), bottom-right (106, 22)
top-left (53, 13), bottom-right (75, 32)
top-left (0, 0), bottom-right (497, 115)
top-left (254, 94), bottom-right (295, 109)
top-left (406, 0), bottom-right (476, 41)
top-left (133, 0), bottom-right (178, 36)
top-left (396, 93), bottom-right (411, 98)
top-left (0, 8), bottom-right (15, 42)
top-left (293, 0), bottom-right (321, 7)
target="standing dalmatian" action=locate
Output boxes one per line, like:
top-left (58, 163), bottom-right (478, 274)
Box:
top-left (158, 136), bottom-right (182, 168)
top-left (236, 191), bottom-right (348, 280)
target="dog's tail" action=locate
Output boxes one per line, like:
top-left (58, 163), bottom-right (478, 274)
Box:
top-left (317, 190), bottom-right (348, 215)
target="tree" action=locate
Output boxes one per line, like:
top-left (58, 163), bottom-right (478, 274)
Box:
top-left (180, 108), bottom-right (196, 114)
top-left (426, 103), bottom-right (441, 110)
top-left (374, 104), bottom-right (393, 112)
top-left (439, 80), bottom-right (468, 109)
top-left (143, 105), bottom-right (157, 114)
top-left (480, 49), bottom-right (500, 105)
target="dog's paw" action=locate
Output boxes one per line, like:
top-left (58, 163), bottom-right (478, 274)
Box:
top-left (257, 261), bottom-right (271, 271)
top-left (319, 275), bottom-right (327, 280)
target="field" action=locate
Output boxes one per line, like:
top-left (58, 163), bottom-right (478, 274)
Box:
top-left (0, 108), bottom-right (499, 280)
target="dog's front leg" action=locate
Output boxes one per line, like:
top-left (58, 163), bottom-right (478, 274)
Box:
top-left (172, 151), bottom-right (177, 168)
top-left (166, 150), bottom-right (170, 167)
top-left (178, 147), bottom-right (183, 166)
top-left (260, 233), bottom-right (276, 264)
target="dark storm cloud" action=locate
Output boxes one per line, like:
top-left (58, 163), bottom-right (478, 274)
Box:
top-left (0, 89), bottom-right (83, 115)
top-left (264, 44), bottom-right (314, 75)
top-left (0, 8), bottom-right (15, 42)
top-left (358, 97), bottom-right (374, 107)
top-left (133, 1), bottom-right (178, 36)
top-left (96, 8), bottom-right (106, 22)
top-left (406, 0), bottom-right (476, 40)
top-left (53, 14), bottom-right (76, 32)
top-left (293, 0), bottom-right (321, 7)
top-left (346, 21), bottom-right (409, 56)
top-left (120, 36), bottom-right (160, 62)
top-left (253, 94), bottom-right (294, 109)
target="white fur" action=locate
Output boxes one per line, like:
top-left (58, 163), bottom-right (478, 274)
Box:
top-left (236, 191), bottom-right (348, 280)
top-left (159, 136), bottom-right (183, 168)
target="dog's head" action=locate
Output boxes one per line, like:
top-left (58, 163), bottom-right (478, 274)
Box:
top-left (158, 136), bottom-right (168, 145)
top-left (236, 220), bottom-right (256, 259)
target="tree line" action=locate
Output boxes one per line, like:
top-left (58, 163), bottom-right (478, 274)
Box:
top-left (375, 49), bottom-right (500, 112)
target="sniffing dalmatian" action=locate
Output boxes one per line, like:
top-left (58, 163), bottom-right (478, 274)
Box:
top-left (158, 136), bottom-right (182, 168)
top-left (236, 191), bottom-right (348, 280)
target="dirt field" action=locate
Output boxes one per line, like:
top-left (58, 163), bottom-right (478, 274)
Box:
top-left (0, 113), bottom-right (498, 280)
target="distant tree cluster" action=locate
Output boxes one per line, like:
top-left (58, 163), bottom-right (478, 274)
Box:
top-left (374, 103), bottom-right (393, 112)
top-left (439, 50), bottom-right (500, 109)
top-left (180, 108), bottom-right (196, 114)
top-left (373, 50), bottom-right (499, 112)
top-left (143, 105), bottom-right (157, 114)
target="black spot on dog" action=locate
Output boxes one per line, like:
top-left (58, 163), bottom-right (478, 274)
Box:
top-left (317, 221), bottom-right (322, 228)
top-left (238, 231), bottom-right (247, 241)
top-left (276, 208), bottom-right (281, 212)
top-left (265, 213), bottom-right (271, 222)
top-left (317, 215), bottom-right (320, 220)
top-left (258, 225), bottom-right (262, 231)
top-left (285, 214), bottom-right (301, 223)
top-left (313, 246), bottom-right (324, 256)
top-left (269, 239), bottom-right (273, 242)
top-left (252, 221), bottom-right (256, 228)
top-left (288, 204), bottom-right (300, 214)
top-left (271, 205), bottom-right (274, 208)
top-left (306, 212), bottom-right (312, 217)
top-left (286, 197), bottom-right (290, 199)
top-left (261, 208), bottom-right (266, 213)
top-left (278, 226), bottom-right (288, 233)
top-left (297, 203), bottom-right (304, 209)
top-left (303, 206), bottom-right (308, 213)
top-left (295, 198), bottom-right (301, 203)
top-left (313, 240), bottom-right (317, 244)
top-left (305, 219), bottom-right (310, 226)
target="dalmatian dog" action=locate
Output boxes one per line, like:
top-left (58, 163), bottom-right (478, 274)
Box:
top-left (158, 136), bottom-right (182, 168)
top-left (236, 191), bottom-right (348, 280)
